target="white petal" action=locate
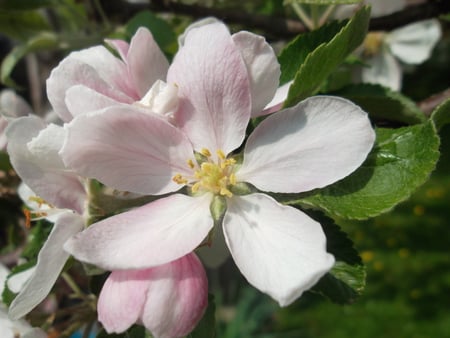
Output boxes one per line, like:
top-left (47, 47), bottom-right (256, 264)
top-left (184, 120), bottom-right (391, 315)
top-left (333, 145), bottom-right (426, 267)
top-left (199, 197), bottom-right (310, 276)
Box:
top-left (232, 31), bottom-right (280, 116)
top-left (167, 22), bottom-right (251, 156)
top-left (0, 89), bottom-right (32, 119)
top-left (61, 107), bottom-right (194, 195)
top-left (261, 81), bottom-right (292, 116)
top-left (7, 267), bottom-right (36, 293)
top-left (362, 50), bottom-right (402, 90)
top-left (64, 194), bottom-right (214, 270)
top-left (224, 193), bottom-right (334, 306)
top-left (9, 212), bottom-right (84, 319)
top-left (6, 116), bottom-right (86, 212)
top-left (65, 85), bottom-right (123, 117)
top-left (387, 19), bottom-right (442, 64)
top-left (237, 96), bottom-right (375, 193)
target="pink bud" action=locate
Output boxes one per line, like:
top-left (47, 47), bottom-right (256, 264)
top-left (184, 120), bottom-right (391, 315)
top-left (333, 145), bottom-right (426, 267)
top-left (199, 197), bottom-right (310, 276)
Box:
top-left (98, 253), bottom-right (208, 338)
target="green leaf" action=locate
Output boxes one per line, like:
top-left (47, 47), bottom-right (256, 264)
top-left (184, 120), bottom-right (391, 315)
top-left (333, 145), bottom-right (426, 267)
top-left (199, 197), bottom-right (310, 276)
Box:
top-left (1, 32), bottom-right (58, 87)
top-left (125, 11), bottom-right (177, 55)
top-left (0, 0), bottom-right (57, 10)
top-left (0, 9), bottom-right (50, 41)
top-left (332, 84), bottom-right (426, 125)
top-left (295, 121), bottom-right (440, 219)
top-left (280, 6), bottom-right (370, 107)
top-left (305, 210), bottom-right (365, 304)
top-left (20, 221), bottom-right (53, 260)
top-left (431, 98), bottom-right (450, 131)
top-left (187, 294), bottom-right (216, 338)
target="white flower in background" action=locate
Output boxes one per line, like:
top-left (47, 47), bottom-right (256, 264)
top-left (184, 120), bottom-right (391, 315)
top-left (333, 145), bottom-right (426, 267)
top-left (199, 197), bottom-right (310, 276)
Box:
top-left (0, 264), bottom-right (47, 338)
top-left (362, 19), bottom-right (441, 90)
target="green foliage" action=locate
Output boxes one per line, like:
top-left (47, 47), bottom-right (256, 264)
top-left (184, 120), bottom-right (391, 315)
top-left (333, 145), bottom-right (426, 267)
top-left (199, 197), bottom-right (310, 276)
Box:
top-left (1, 32), bottom-right (58, 87)
top-left (0, 9), bottom-right (50, 41)
top-left (188, 294), bottom-right (216, 338)
top-left (279, 6), bottom-right (370, 107)
top-left (0, 0), bottom-right (57, 10)
top-left (297, 121), bottom-right (440, 219)
top-left (286, 0), bottom-right (360, 4)
top-left (333, 84), bottom-right (426, 125)
top-left (431, 98), bottom-right (450, 131)
top-left (309, 211), bottom-right (365, 304)
top-left (125, 11), bottom-right (177, 56)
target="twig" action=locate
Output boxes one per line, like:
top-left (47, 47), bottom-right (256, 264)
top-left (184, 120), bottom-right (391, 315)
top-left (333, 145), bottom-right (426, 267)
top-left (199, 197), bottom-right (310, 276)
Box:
top-left (418, 87), bottom-right (450, 116)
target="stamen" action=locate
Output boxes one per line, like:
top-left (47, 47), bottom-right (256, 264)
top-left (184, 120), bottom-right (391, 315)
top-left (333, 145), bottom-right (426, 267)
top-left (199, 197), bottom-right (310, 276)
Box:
top-left (172, 174), bottom-right (188, 184)
top-left (200, 148), bottom-right (211, 157)
top-left (187, 159), bottom-right (195, 169)
top-left (217, 149), bottom-right (226, 160)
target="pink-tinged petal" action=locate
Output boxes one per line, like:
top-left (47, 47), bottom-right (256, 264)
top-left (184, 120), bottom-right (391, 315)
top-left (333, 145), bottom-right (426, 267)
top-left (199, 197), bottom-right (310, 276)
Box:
top-left (260, 81), bottom-right (292, 116)
top-left (232, 31), bottom-right (280, 117)
top-left (61, 107), bottom-right (193, 195)
top-left (167, 22), bottom-right (251, 156)
top-left (9, 212), bottom-right (84, 319)
top-left (105, 39), bottom-right (130, 62)
top-left (65, 85), bottom-right (124, 117)
top-left (224, 193), bottom-right (334, 306)
top-left (141, 253), bottom-right (208, 338)
top-left (127, 27), bottom-right (170, 98)
top-left (178, 18), bottom-right (221, 47)
top-left (362, 50), bottom-right (401, 90)
top-left (387, 19), bottom-right (441, 65)
top-left (98, 269), bottom-right (152, 333)
top-left (64, 194), bottom-right (214, 270)
top-left (237, 96), bottom-right (375, 193)
top-left (6, 116), bottom-right (86, 212)
top-left (47, 56), bottom-right (133, 122)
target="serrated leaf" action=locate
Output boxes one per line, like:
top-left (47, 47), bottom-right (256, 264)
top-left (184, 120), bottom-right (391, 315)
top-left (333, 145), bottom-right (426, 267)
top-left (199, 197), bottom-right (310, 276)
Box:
top-left (295, 121), bottom-right (440, 219)
top-left (303, 210), bottom-right (365, 304)
top-left (333, 84), bottom-right (426, 125)
top-left (0, 9), bottom-right (50, 41)
top-left (187, 294), bottom-right (216, 338)
top-left (280, 6), bottom-right (370, 107)
top-left (1, 32), bottom-right (58, 87)
top-left (431, 98), bottom-right (450, 131)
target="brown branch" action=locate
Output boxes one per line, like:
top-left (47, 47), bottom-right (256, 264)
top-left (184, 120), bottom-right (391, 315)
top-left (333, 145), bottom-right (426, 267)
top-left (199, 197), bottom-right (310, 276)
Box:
top-left (101, 0), bottom-right (449, 38)
top-left (418, 87), bottom-right (450, 116)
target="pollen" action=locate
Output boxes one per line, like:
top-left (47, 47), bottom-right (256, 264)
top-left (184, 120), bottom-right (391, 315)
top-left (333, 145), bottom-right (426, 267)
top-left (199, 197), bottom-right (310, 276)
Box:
top-left (172, 148), bottom-right (237, 197)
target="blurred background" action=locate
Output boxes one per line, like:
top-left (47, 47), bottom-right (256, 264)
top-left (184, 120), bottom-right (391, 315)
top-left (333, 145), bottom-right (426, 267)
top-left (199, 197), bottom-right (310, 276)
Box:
top-left (0, 1), bottom-right (449, 337)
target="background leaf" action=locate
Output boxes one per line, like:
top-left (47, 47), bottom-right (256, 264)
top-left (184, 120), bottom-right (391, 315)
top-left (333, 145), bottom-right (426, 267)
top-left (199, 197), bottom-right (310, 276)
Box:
top-left (332, 84), bottom-right (426, 125)
top-left (431, 98), bottom-right (450, 131)
top-left (293, 121), bottom-right (440, 219)
top-left (280, 6), bottom-right (370, 107)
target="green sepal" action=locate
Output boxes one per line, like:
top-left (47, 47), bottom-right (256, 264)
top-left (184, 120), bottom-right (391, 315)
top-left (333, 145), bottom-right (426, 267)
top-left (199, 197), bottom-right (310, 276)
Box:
top-left (210, 195), bottom-right (227, 222)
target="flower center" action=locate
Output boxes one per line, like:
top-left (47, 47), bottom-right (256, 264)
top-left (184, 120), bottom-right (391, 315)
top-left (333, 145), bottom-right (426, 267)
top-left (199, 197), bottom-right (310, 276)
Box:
top-left (173, 148), bottom-right (237, 197)
top-left (363, 32), bottom-right (385, 56)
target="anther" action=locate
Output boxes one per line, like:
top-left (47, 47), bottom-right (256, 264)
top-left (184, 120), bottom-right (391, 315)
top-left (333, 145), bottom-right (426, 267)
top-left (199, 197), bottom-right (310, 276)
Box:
top-left (200, 148), bottom-right (211, 157)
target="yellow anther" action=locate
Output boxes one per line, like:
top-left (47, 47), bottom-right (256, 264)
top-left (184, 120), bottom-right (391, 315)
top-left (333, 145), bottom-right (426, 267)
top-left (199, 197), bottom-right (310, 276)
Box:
top-left (187, 159), bottom-right (195, 169)
top-left (229, 173), bottom-right (237, 185)
top-left (217, 149), bottom-right (226, 160)
top-left (220, 187), bottom-right (233, 198)
top-left (192, 182), bottom-right (201, 193)
top-left (28, 196), bottom-right (52, 208)
top-left (172, 174), bottom-right (188, 185)
top-left (200, 148), bottom-right (211, 157)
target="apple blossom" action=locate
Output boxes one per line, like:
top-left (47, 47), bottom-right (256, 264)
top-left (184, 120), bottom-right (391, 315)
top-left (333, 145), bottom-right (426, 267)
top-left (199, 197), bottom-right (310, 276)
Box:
top-left (46, 19), bottom-right (285, 123)
top-left (98, 253), bottom-right (208, 338)
top-left (361, 19), bottom-right (441, 90)
top-left (5, 115), bottom-right (86, 319)
top-left (0, 264), bottom-right (47, 338)
top-left (62, 21), bottom-right (375, 306)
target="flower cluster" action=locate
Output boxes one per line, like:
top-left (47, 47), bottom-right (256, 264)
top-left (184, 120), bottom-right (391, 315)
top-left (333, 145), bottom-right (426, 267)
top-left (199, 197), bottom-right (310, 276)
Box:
top-left (5, 19), bottom-right (375, 338)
